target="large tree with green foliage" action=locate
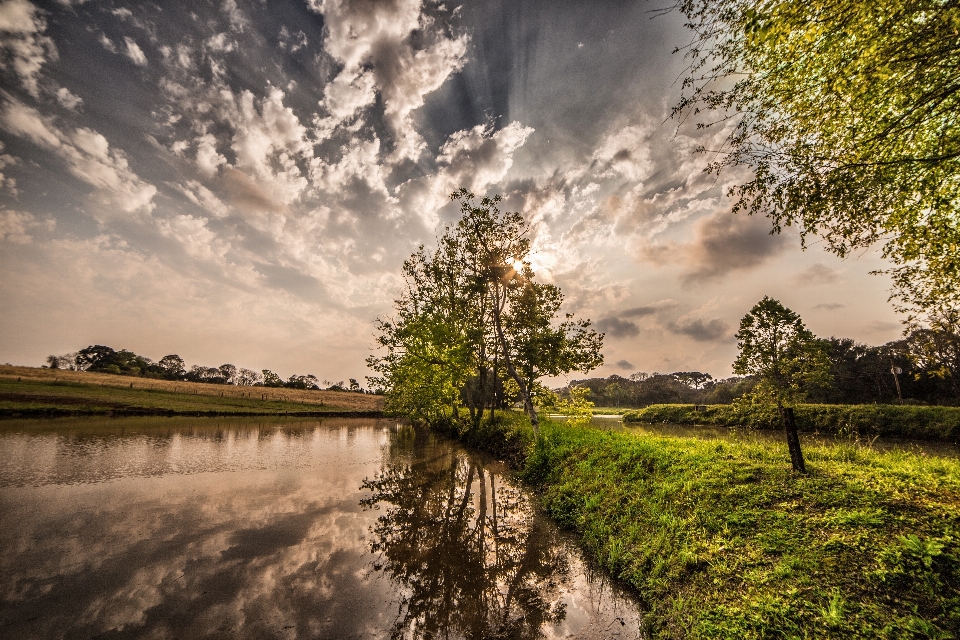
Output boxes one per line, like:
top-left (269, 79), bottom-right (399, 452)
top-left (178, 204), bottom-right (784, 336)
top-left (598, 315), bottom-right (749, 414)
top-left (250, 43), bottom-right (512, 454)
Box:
top-left (672, 0), bottom-right (960, 314)
top-left (369, 190), bottom-right (604, 434)
top-left (733, 297), bottom-right (831, 472)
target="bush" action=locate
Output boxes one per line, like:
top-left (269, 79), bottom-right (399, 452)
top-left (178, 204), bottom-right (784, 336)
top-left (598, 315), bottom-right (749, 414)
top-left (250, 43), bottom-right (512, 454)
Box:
top-left (623, 404), bottom-right (960, 441)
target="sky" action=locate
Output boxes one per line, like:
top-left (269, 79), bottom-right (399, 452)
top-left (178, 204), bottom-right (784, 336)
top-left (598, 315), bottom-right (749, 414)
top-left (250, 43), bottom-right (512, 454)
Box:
top-left (0, 0), bottom-right (905, 384)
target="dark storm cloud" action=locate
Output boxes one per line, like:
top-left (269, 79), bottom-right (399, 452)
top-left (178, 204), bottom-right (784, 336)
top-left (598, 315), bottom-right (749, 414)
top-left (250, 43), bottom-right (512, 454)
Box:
top-left (595, 316), bottom-right (640, 339)
top-left (614, 359), bottom-right (634, 370)
top-left (680, 211), bottom-right (788, 284)
top-left (667, 318), bottom-right (732, 342)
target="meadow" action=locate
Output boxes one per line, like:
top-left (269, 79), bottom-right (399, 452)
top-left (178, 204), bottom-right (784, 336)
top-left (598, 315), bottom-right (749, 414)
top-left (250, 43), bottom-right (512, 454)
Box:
top-left (0, 365), bottom-right (384, 417)
top-left (437, 413), bottom-right (960, 638)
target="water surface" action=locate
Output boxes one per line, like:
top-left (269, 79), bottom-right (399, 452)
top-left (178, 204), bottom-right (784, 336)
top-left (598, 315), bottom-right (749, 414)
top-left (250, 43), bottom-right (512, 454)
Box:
top-left (0, 417), bottom-right (643, 639)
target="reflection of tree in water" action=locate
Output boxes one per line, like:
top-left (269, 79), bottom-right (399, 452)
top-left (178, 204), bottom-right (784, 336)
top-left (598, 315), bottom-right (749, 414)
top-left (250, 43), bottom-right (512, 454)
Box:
top-left (361, 428), bottom-right (570, 640)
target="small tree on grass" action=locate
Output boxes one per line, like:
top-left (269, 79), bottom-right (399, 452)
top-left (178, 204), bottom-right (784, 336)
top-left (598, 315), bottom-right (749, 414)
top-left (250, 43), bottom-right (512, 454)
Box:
top-left (733, 297), bottom-right (831, 473)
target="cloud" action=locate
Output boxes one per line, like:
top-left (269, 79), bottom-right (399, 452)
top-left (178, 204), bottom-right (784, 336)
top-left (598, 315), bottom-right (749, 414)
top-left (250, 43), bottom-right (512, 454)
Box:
top-left (123, 37), bottom-right (147, 66)
top-left (792, 263), bottom-right (841, 286)
top-left (0, 98), bottom-right (157, 215)
top-left (0, 208), bottom-right (36, 242)
top-left (867, 320), bottom-right (901, 333)
top-left (667, 317), bottom-right (731, 342)
top-left (595, 316), bottom-right (640, 339)
top-left (55, 87), bottom-right (82, 110)
top-left (310, 0), bottom-right (468, 161)
top-left (0, 143), bottom-right (18, 194)
top-left (621, 305), bottom-right (658, 318)
top-left (99, 33), bottom-right (117, 53)
top-left (613, 359), bottom-right (634, 370)
top-left (814, 302), bottom-right (845, 311)
top-left (398, 121), bottom-right (534, 227)
top-left (682, 212), bottom-right (787, 283)
top-left (278, 26), bottom-right (307, 53)
top-left (0, 0), bottom-right (58, 97)
top-left (590, 122), bottom-right (653, 183)
top-left (641, 210), bottom-right (788, 284)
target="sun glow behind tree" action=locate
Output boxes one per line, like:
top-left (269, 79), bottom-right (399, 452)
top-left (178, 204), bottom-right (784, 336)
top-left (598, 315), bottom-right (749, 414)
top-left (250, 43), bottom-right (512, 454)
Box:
top-left (368, 190), bottom-right (604, 434)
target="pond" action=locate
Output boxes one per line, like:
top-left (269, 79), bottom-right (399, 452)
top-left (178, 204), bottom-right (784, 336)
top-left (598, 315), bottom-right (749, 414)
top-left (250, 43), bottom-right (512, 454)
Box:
top-left (0, 417), bottom-right (643, 640)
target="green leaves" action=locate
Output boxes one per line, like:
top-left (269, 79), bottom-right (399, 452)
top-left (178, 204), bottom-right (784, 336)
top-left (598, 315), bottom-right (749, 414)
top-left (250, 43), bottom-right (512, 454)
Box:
top-left (675, 0), bottom-right (960, 313)
top-left (733, 296), bottom-right (832, 406)
top-left (370, 190), bottom-right (604, 428)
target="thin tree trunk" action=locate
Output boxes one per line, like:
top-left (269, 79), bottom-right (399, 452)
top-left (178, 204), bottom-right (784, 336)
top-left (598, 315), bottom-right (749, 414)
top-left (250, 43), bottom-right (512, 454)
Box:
top-left (490, 282), bottom-right (539, 437)
top-left (779, 404), bottom-right (807, 473)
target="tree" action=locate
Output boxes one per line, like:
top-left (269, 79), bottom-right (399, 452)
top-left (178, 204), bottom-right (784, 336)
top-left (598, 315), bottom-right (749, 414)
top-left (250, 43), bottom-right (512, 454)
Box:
top-left (261, 369), bottom-right (284, 387)
top-left (672, 371), bottom-right (713, 390)
top-left (672, 0), bottom-right (960, 313)
top-left (158, 354), bottom-right (186, 380)
top-left (75, 345), bottom-right (154, 376)
top-left (367, 239), bottom-right (477, 424)
top-left (452, 190), bottom-right (603, 435)
top-left (75, 345), bottom-right (116, 371)
top-left (904, 308), bottom-right (960, 398)
top-left (46, 352), bottom-right (79, 370)
top-left (370, 190), bottom-right (604, 434)
top-left (733, 297), bottom-right (831, 472)
top-left (235, 367), bottom-right (262, 386)
top-left (218, 364), bottom-right (238, 385)
top-left (286, 374), bottom-right (320, 390)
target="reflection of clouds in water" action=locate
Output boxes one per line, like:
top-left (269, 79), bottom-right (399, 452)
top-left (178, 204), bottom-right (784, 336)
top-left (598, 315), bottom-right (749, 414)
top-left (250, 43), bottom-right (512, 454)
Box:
top-left (0, 423), bottom-right (396, 639)
top-left (0, 420), bottom-right (641, 639)
top-left (2, 470), bottom-right (396, 639)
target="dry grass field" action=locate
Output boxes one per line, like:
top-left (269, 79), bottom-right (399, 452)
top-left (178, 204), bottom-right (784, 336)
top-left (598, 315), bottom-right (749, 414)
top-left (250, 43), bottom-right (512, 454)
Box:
top-left (0, 365), bottom-right (384, 414)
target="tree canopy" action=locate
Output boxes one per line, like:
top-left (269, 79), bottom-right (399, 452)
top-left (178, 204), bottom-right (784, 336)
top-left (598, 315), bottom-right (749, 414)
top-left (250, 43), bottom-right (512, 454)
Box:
top-left (369, 190), bottom-right (604, 433)
top-left (733, 296), bottom-right (831, 407)
top-left (672, 0), bottom-right (960, 314)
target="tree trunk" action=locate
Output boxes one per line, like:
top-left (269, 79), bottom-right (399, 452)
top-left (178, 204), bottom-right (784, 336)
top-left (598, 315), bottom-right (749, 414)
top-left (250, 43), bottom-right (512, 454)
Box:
top-left (490, 285), bottom-right (539, 437)
top-left (779, 405), bottom-right (807, 474)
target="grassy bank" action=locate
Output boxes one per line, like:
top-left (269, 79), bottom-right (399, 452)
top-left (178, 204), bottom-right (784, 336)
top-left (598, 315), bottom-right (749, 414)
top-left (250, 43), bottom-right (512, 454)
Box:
top-left (0, 365), bottom-right (383, 417)
top-left (624, 403), bottom-right (960, 442)
top-left (439, 413), bottom-right (960, 638)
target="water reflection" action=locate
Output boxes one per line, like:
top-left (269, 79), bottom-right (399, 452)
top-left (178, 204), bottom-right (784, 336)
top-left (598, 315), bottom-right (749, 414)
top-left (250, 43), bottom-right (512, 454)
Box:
top-left (362, 427), bottom-right (641, 639)
top-left (0, 418), bottom-right (642, 639)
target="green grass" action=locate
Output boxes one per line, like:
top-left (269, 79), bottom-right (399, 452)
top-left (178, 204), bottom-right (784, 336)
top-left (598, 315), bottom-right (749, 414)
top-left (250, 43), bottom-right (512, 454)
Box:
top-left (624, 404), bottom-right (960, 442)
top-left (0, 378), bottom-right (380, 417)
top-left (589, 406), bottom-right (629, 415)
top-left (441, 413), bottom-right (960, 638)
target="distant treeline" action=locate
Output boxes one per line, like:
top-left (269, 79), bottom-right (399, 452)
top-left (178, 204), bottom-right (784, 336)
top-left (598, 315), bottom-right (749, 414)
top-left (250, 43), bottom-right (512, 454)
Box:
top-left (45, 345), bottom-right (374, 393)
top-left (571, 332), bottom-right (960, 407)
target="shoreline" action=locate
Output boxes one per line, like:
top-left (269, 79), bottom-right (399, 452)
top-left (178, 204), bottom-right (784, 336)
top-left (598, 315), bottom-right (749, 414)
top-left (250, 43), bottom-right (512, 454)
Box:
top-left (431, 412), bottom-right (960, 638)
top-left (0, 407), bottom-right (385, 419)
